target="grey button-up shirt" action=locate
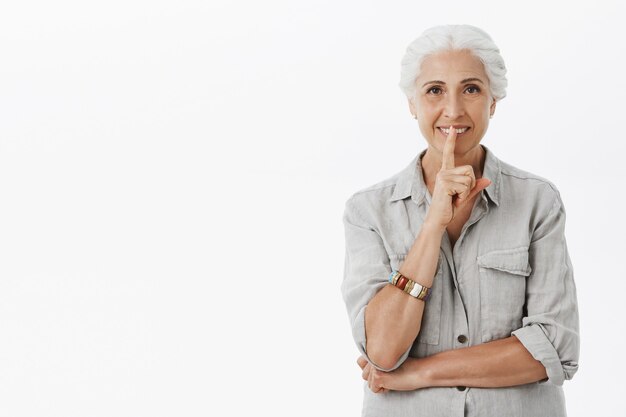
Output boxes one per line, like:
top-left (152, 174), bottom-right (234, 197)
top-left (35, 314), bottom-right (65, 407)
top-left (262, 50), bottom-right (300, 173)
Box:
top-left (341, 145), bottom-right (580, 417)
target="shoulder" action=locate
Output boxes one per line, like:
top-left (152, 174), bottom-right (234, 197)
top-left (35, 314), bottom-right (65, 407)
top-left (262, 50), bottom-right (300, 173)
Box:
top-left (498, 158), bottom-right (562, 201)
top-left (343, 165), bottom-right (408, 222)
top-left (348, 174), bottom-right (398, 200)
top-left (496, 157), bottom-right (565, 217)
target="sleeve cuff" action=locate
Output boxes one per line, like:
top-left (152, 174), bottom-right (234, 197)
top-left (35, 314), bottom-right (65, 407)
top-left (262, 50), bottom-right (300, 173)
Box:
top-left (353, 305), bottom-right (411, 372)
top-left (511, 324), bottom-right (565, 386)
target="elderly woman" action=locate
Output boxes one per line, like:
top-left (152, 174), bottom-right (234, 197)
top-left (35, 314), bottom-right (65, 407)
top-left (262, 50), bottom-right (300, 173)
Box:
top-left (341, 25), bottom-right (580, 417)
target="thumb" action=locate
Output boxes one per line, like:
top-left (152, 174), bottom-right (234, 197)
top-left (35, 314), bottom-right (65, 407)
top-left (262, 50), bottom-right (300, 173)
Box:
top-left (454, 178), bottom-right (492, 208)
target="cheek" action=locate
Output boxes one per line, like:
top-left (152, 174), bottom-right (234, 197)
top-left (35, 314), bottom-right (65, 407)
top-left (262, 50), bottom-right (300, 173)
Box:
top-left (417, 109), bottom-right (438, 126)
top-left (417, 119), bottom-right (436, 136)
top-left (416, 98), bottom-right (439, 117)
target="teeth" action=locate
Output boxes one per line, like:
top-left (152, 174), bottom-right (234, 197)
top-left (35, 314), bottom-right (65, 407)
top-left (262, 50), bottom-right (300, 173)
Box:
top-left (440, 127), bottom-right (469, 134)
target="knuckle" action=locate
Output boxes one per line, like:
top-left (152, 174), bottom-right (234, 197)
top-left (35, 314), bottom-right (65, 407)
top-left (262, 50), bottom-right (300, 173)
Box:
top-left (371, 371), bottom-right (383, 384)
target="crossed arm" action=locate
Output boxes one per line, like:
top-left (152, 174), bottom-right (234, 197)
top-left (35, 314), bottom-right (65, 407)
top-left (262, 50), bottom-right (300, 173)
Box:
top-left (357, 335), bottom-right (548, 394)
top-left (344, 189), bottom-right (579, 393)
top-left (347, 207), bottom-right (550, 393)
top-left (344, 207), bottom-right (552, 393)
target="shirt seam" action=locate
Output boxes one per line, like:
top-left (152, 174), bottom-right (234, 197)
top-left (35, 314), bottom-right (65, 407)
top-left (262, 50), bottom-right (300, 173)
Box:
top-left (351, 182), bottom-right (397, 197)
top-left (500, 171), bottom-right (560, 194)
top-left (529, 191), bottom-right (561, 245)
top-left (346, 196), bottom-right (373, 230)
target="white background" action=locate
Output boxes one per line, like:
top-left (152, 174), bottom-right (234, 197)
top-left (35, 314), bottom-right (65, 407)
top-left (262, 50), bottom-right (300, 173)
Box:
top-left (0, 0), bottom-right (623, 416)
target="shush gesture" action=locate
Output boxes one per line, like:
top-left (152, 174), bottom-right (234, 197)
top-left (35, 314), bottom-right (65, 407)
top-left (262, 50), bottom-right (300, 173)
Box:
top-left (424, 127), bottom-right (492, 229)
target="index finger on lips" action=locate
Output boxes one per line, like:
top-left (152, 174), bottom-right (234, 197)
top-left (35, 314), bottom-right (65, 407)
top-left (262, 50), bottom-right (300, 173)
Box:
top-left (441, 127), bottom-right (457, 170)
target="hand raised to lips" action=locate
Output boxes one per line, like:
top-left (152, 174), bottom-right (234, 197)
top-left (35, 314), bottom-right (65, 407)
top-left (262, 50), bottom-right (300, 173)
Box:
top-left (424, 127), bottom-right (492, 228)
top-left (441, 126), bottom-right (492, 207)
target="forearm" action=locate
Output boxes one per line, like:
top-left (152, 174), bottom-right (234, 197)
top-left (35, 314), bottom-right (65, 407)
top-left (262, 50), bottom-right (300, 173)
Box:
top-left (365, 222), bottom-right (445, 369)
top-left (421, 335), bottom-right (548, 388)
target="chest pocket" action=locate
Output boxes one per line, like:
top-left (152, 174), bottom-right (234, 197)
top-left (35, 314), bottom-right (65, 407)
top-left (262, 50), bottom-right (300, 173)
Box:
top-left (477, 247), bottom-right (532, 343)
top-left (389, 253), bottom-right (443, 346)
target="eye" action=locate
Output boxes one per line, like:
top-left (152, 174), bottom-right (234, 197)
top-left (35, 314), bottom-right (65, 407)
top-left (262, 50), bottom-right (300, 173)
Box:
top-left (426, 86), bottom-right (443, 95)
top-left (465, 85), bottom-right (481, 94)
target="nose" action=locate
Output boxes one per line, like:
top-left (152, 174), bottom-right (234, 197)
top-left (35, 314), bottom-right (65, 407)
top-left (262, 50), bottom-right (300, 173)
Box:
top-left (443, 93), bottom-right (465, 119)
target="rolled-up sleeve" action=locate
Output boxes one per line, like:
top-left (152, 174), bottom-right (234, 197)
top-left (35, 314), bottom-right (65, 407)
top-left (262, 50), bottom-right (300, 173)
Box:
top-left (340, 196), bottom-right (411, 372)
top-left (511, 190), bottom-right (580, 386)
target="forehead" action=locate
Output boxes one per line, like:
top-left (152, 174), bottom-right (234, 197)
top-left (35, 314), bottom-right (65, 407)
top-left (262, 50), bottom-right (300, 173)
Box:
top-left (418, 49), bottom-right (487, 82)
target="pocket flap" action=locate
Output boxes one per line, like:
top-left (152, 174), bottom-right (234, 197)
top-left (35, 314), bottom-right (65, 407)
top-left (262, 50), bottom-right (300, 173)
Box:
top-left (477, 247), bottom-right (532, 276)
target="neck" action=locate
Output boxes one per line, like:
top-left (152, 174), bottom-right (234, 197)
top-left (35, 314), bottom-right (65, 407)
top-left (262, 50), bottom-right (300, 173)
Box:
top-left (421, 145), bottom-right (486, 189)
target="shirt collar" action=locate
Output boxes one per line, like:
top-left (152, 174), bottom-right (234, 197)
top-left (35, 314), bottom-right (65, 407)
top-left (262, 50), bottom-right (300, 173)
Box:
top-left (389, 144), bottom-right (502, 207)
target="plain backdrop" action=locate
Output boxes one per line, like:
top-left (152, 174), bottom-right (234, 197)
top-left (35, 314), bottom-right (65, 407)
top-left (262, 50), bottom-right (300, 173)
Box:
top-left (0, 0), bottom-right (624, 416)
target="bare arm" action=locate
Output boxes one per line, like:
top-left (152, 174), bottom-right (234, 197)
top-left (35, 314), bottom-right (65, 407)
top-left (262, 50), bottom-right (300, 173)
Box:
top-left (364, 221), bottom-right (445, 370)
top-left (421, 335), bottom-right (548, 387)
top-left (358, 335), bottom-right (548, 392)
top-left (364, 127), bottom-right (491, 370)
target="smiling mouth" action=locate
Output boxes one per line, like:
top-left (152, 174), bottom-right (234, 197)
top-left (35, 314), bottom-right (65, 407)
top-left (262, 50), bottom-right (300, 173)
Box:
top-left (437, 127), bottom-right (470, 136)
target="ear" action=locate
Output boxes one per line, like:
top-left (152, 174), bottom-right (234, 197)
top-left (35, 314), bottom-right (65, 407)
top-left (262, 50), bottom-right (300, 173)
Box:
top-left (408, 96), bottom-right (417, 117)
top-left (489, 97), bottom-right (497, 117)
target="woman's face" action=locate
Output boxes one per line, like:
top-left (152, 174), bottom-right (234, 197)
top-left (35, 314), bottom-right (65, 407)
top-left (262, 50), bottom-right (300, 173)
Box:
top-left (409, 49), bottom-right (496, 156)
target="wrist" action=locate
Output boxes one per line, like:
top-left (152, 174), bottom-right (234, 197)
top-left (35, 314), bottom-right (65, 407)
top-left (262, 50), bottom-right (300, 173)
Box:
top-left (421, 220), bottom-right (446, 235)
top-left (405, 357), bottom-right (434, 390)
top-left (421, 359), bottom-right (436, 387)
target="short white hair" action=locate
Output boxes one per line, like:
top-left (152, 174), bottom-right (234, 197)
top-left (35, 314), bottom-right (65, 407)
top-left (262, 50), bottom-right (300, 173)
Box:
top-left (399, 25), bottom-right (508, 101)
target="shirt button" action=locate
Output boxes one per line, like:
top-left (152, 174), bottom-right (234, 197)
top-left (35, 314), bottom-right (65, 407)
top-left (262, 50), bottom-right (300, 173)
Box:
top-left (457, 334), bottom-right (468, 343)
top-left (457, 386), bottom-right (467, 391)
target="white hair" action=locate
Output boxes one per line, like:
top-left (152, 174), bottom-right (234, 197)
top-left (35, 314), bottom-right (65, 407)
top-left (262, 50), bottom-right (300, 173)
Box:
top-left (399, 25), bottom-right (508, 102)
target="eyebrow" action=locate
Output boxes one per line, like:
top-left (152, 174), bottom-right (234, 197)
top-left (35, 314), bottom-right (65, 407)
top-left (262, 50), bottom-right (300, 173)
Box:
top-left (422, 77), bottom-right (485, 87)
